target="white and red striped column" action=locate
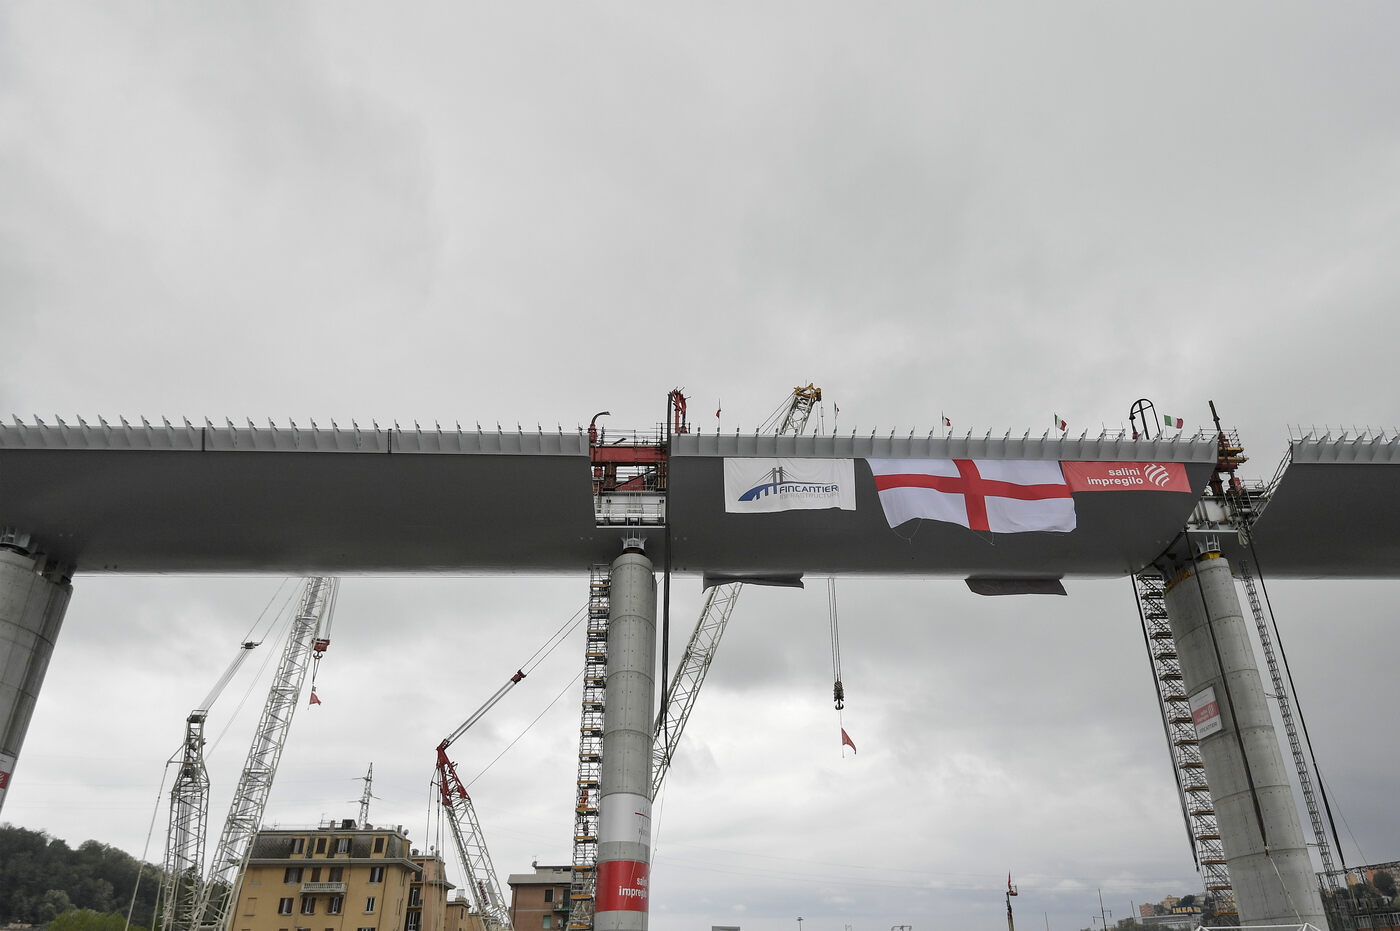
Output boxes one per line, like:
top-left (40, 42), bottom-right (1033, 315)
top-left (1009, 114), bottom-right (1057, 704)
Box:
top-left (594, 545), bottom-right (655, 931)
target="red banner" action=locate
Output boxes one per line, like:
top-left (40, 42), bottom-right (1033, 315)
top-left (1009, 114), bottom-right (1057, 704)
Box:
top-left (1060, 461), bottom-right (1193, 493)
top-left (595, 859), bottom-right (649, 913)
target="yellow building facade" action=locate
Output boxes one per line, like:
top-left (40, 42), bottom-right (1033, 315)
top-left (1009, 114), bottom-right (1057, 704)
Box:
top-left (231, 821), bottom-right (485, 931)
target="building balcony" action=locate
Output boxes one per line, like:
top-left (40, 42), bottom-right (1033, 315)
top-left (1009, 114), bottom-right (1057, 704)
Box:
top-left (301, 882), bottom-right (348, 894)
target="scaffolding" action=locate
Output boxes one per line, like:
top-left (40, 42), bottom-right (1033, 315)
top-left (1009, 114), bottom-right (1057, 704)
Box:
top-left (566, 565), bottom-right (611, 931)
top-left (1135, 571), bottom-right (1239, 924)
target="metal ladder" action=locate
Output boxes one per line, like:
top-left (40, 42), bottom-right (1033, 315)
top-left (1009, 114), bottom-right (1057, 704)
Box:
top-left (1135, 571), bottom-right (1239, 924)
top-left (1237, 561), bottom-right (1342, 892)
top-left (567, 565), bottom-right (611, 931)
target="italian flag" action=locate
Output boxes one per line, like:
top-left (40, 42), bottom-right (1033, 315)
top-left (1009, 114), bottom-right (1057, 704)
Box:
top-left (1164, 415), bottom-right (1184, 429)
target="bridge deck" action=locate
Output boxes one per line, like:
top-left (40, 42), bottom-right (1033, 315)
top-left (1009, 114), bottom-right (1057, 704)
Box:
top-left (1, 421), bottom-right (1394, 578)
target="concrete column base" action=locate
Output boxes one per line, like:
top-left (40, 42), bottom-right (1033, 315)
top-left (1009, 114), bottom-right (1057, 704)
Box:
top-left (0, 543), bottom-right (73, 812)
top-left (1163, 551), bottom-right (1326, 928)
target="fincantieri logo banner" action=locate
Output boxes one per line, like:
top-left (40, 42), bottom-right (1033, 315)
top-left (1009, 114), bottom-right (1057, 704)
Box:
top-left (724, 458), bottom-right (857, 513)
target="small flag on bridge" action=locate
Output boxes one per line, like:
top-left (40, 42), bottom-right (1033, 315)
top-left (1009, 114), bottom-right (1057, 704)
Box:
top-left (1164, 414), bottom-right (1184, 429)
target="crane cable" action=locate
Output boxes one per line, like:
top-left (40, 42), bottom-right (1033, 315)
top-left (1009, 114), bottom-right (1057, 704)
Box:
top-left (829, 577), bottom-right (845, 713)
top-left (309, 579), bottom-right (339, 699)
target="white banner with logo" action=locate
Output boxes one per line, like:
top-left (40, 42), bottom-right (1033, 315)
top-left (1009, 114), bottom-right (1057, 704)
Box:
top-left (724, 458), bottom-right (856, 513)
top-left (1190, 686), bottom-right (1223, 738)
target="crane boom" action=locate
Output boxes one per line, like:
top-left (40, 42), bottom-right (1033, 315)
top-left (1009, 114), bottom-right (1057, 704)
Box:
top-left (650, 385), bottom-right (820, 799)
top-left (194, 577), bottom-right (338, 931)
top-left (435, 669), bottom-right (525, 931)
top-left (159, 712), bottom-right (210, 931)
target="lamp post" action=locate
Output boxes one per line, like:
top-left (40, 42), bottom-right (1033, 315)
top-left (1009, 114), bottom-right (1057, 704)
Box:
top-left (797, 917), bottom-right (804, 931)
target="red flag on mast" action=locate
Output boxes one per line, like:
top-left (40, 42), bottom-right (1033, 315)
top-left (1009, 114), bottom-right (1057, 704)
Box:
top-left (841, 728), bottom-right (856, 754)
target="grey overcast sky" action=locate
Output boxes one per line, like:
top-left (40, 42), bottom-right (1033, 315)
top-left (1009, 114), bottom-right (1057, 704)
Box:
top-left (3, 3), bottom-right (1399, 930)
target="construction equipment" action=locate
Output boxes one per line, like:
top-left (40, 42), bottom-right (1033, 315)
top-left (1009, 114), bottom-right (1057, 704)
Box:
top-left (193, 577), bottom-right (338, 931)
top-left (651, 384), bottom-right (822, 799)
top-left (567, 386), bottom-right (821, 931)
top-left (435, 670), bottom-right (526, 931)
top-left (159, 639), bottom-right (260, 931)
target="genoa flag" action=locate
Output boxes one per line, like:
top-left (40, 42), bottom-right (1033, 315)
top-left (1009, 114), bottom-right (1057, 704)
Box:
top-left (866, 459), bottom-right (1076, 533)
top-left (841, 728), bottom-right (857, 754)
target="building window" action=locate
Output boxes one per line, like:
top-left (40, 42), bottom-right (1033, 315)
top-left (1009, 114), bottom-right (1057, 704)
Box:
top-left (373, 837), bottom-right (385, 854)
top-left (327, 898), bottom-right (342, 916)
top-left (406, 915), bottom-right (421, 931)
top-left (310, 868), bottom-right (322, 882)
top-left (328, 868), bottom-right (343, 883)
top-left (542, 918), bottom-right (551, 929)
top-left (364, 897), bottom-right (376, 914)
top-left (408, 889), bottom-right (421, 907)
top-left (315, 837), bottom-right (327, 854)
top-left (301, 898), bottom-right (315, 916)
top-left (543, 888), bottom-right (553, 903)
top-left (284, 868), bottom-right (303, 884)
top-left (368, 867), bottom-right (384, 884)
top-left (291, 838), bottom-right (306, 855)
top-left (278, 899), bottom-right (294, 916)
top-left (242, 899), bottom-right (257, 916)
top-left (335, 837), bottom-right (351, 855)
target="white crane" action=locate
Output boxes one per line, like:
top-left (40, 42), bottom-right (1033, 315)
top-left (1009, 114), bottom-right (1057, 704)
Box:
top-left (192, 577), bottom-right (338, 931)
top-left (650, 385), bottom-right (821, 799)
top-left (159, 638), bottom-right (261, 931)
top-left (434, 669), bottom-right (525, 931)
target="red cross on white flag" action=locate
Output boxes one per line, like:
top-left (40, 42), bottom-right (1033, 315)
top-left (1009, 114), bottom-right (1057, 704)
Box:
top-left (866, 458), bottom-right (1076, 533)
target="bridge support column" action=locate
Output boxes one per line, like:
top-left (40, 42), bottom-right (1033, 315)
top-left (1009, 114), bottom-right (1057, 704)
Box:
top-left (0, 536), bottom-right (73, 814)
top-left (595, 542), bottom-right (655, 931)
top-left (1162, 549), bottom-right (1326, 928)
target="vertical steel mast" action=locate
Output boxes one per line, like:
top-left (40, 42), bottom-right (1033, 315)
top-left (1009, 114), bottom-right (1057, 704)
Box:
top-left (160, 713), bottom-right (210, 931)
top-left (195, 577), bottom-right (338, 931)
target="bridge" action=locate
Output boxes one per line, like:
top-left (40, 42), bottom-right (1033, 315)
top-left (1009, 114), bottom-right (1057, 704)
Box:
top-left (3, 415), bottom-right (1399, 930)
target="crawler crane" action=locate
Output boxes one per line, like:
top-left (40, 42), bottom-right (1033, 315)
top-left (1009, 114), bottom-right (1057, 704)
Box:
top-left (191, 577), bottom-right (338, 931)
top-left (435, 670), bottom-right (525, 931)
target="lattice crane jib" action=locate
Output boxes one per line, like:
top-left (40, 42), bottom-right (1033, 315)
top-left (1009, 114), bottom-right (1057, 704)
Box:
top-left (161, 712), bottom-right (210, 931)
top-left (433, 667), bottom-right (526, 931)
top-left (195, 577), bottom-right (338, 931)
top-left (649, 385), bottom-right (821, 800)
top-left (437, 751), bottom-right (512, 931)
top-left (1134, 572), bottom-right (1238, 923)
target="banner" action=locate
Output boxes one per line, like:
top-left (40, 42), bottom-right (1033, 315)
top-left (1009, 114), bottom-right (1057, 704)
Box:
top-left (1190, 686), bottom-right (1223, 738)
top-left (866, 458), bottom-right (1075, 533)
top-left (1061, 461), bottom-right (1193, 493)
top-left (595, 860), bottom-right (650, 913)
top-left (724, 458), bottom-right (856, 513)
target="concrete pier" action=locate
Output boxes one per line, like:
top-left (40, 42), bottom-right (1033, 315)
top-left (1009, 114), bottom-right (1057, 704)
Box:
top-left (0, 539), bottom-right (73, 814)
top-left (1163, 550), bottom-right (1326, 928)
top-left (594, 545), bottom-right (656, 931)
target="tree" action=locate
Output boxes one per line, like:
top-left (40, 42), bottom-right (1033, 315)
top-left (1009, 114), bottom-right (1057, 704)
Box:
top-left (37, 889), bottom-right (73, 923)
top-left (1373, 870), bottom-right (1397, 900)
top-left (49, 908), bottom-right (130, 931)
